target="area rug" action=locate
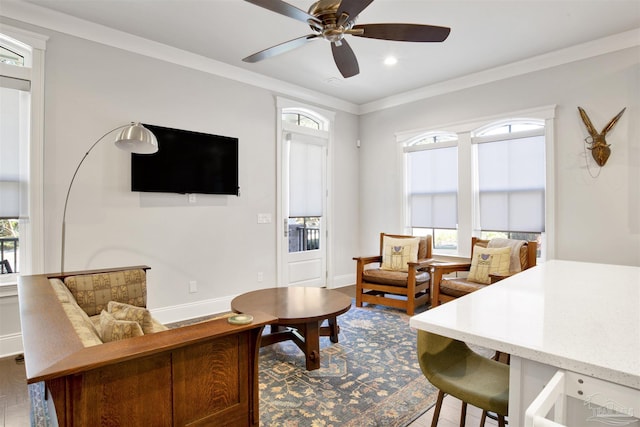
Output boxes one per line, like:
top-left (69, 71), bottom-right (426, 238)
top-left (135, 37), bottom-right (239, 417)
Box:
top-left (257, 302), bottom-right (437, 427)
top-left (29, 302), bottom-right (437, 427)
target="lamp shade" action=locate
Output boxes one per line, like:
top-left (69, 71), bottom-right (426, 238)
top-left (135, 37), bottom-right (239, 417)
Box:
top-left (114, 123), bottom-right (158, 154)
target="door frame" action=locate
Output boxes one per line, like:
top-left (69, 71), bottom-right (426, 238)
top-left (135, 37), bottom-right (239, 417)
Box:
top-left (275, 97), bottom-right (335, 288)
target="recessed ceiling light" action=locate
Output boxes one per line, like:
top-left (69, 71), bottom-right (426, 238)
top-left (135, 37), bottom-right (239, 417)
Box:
top-left (325, 77), bottom-right (342, 86)
top-left (384, 56), bottom-right (398, 66)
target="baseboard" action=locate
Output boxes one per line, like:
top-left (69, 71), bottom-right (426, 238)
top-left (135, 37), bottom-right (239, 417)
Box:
top-left (0, 332), bottom-right (23, 359)
top-left (331, 273), bottom-right (355, 289)
top-left (150, 295), bottom-right (234, 325)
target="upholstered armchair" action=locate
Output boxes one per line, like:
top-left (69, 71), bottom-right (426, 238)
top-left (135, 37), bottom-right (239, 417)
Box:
top-left (431, 237), bottom-right (537, 307)
top-left (354, 233), bottom-right (433, 315)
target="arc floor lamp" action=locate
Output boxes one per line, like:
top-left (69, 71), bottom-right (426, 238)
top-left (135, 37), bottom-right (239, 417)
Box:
top-left (61, 122), bottom-right (158, 273)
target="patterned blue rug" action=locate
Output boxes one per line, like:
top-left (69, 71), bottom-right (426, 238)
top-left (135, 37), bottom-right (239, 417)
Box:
top-left (258, 302), bottom-right (437, 426)
top-left (30, 301), bottom-right (437, 426)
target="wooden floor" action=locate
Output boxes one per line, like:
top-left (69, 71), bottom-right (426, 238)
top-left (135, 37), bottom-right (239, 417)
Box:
top-left (0, 355), bottom-right (29, 427)
top-left (0, 284), bottom-right (497, 427)
top-left (410, 394), bottom-right (500, 427)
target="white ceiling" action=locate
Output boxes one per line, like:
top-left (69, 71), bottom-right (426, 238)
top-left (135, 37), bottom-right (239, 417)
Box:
top-left (11, 0), bottom-right (640, 105)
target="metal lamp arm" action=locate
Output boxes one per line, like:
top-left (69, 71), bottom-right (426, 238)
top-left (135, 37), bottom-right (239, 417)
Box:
top-left (60, 124), bottom-right (130, 273)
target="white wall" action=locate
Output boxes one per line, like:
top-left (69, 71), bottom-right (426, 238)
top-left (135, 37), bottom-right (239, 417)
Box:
top-left (0, 18), bottom-right (359, 331)
top-left (358, 47), bottom-right (640, 266)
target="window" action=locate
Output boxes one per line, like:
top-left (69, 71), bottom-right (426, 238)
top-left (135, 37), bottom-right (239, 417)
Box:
top-left (1, 44), bottom-right (30, 275)
top-left (400, 108), bottom-right (554, 259)
top-left (474, 121), bottom-right (545, 253)
top-left (405, 132), bottom-right (459, 253)
top-left (282, 111), bottom-right (321, 130)
top-left (1, 28), bottom-right (47, 281)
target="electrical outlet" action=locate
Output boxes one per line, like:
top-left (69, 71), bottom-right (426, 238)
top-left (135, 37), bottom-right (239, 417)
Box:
top-left (257, 272), bottom-right (264, 282)
top-left (188, 194), bottom-right (197, 203)
top-left (189, 280), bottom-right (197, 293)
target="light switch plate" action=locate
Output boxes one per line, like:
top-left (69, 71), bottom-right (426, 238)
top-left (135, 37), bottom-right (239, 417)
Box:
top-left (257, 213), bottom-right (272, 224)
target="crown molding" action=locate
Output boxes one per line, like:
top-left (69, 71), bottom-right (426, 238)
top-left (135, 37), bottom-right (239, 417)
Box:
top-left (2, 1), bottom-right (638, 116)
top-left (0, 0), bottom-right (360, 115)
top-left (359, 28), bottom-right (640, 115)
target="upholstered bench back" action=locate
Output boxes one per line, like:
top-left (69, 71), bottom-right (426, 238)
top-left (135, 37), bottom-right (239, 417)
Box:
top-left (48, 269), bottom-right (166, 347)
top-left (63, 269), bottom-right (147, 316)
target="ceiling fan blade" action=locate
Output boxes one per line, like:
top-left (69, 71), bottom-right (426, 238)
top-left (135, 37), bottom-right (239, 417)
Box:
top-left (337, 0), bottom-right (375, 24)
top-left (331, 39), bottom-right (360, 78)
top-left (352, 23), bottom-right (451, 42)
top-left (243, 34), bottom-right (320, 63)
top-left (244, 0), bottom-right (321, 25)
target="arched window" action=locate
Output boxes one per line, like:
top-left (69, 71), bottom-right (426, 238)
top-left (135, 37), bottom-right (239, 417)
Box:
top-left (282, 109), bottom-right (324, 131)
top-left (472, 120), bottom-right (545, 253)
top-left (474, 119), bottom-right (544, 137)
top-left (407, 131), bottom-right (458, 146)
top-left (400, 107), bottom-right (553, 259)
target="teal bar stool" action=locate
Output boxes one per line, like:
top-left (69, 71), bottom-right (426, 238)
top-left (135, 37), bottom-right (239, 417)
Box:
top-left (417, 330), bottom-right (509, 427)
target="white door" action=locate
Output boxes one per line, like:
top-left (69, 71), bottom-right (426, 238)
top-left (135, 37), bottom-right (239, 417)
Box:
top-left (281, 129), bottom-right (327, 287)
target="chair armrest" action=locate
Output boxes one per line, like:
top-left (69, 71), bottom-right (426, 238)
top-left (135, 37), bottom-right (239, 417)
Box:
top-left (408, 258), bottom-right (437, 270)
top-left (430, 261), bottom-right (472, 308)
top-left (353, 255), bottom-right (383, 266)
top-left (430, 261), bottom-right (472, 275)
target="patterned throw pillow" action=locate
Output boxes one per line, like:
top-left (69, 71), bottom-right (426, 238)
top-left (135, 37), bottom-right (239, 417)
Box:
top-left (108, 301), bottom-right (155, 334)
top-left (467, 245), bottom-right (511, 284)
top-left (99, 310), bottom-right (144, 343)
top-left (64, 269), bottom-right (147, 316)
top-left (380, 236), bottom-right (420, 272)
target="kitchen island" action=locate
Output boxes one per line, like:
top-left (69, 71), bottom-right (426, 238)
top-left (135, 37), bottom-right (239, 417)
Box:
top-left (410, 260), bottom-right (639, 426)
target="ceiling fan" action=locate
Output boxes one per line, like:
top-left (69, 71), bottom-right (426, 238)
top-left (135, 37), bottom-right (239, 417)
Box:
top-left (242, 0), bottom-right (451, 78)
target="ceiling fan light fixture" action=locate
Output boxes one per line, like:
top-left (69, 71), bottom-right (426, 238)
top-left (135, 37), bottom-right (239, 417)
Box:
top-left (242, 0), bottom-right (451, 78)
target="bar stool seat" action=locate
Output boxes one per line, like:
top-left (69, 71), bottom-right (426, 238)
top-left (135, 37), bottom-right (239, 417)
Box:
top-left (417, 330), bottom-right (509, 427)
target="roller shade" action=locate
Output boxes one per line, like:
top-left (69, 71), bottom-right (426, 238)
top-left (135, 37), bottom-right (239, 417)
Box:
top-left (407, 146), bottom-right (458, 229)
top-left (288, 133), bottom-right (324, 217)
top-left (477, 135), bottom-right (545, 232)
top-left (0, 85), bottom-right (27, 219)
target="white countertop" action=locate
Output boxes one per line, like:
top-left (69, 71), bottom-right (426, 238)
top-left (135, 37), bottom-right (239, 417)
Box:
top-left (410, 260), bottom-right (640, 389)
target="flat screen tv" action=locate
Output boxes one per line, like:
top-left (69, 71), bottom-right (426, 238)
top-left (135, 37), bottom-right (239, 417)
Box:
top-left (131, 124), bottom-right (239, 196)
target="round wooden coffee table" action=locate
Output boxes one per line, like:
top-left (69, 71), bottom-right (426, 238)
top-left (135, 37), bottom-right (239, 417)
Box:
top-left (231, 287), bottom-right (352, 370)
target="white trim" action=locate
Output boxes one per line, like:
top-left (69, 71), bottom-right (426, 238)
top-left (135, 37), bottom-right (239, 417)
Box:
top-left (0, 332), bottom-right (23, 358)
top-left (149, 295), bottom-right (234, 325)
top-left (0, 283), bottom-right (18, 297)
top-left (361, 29), bottom-right (640, 114)
top-left (0, 1), bottom-right (358, 115)
top-left (25, 37), bottom-right (45, 274)
top-left (543, 118), bottom-right (556, 261)
top-left (0, 23), bottom-right (48, 51)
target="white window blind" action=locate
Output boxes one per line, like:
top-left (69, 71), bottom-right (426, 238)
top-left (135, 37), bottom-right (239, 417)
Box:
top-left (0, 84), bottom-right (28, 219)
top-left (476, 135), bottom-right (545, 232)
top-left (288, 134), bottom-right (323, 217)
top-left (407, 146), bottom-right (458, 229)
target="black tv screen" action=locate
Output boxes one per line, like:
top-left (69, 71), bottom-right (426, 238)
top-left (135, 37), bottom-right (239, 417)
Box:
top-left (131, 124), bottom-right (239, 196)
